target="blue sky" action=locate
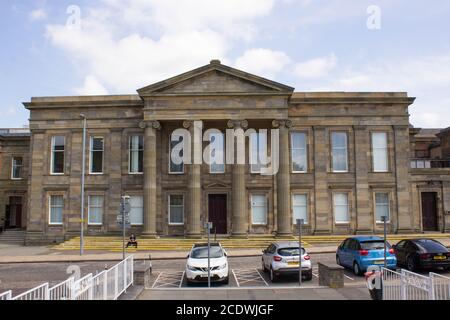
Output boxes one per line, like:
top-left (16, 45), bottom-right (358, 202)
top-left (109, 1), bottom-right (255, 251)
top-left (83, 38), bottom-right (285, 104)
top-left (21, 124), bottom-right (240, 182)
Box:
top-left (1, 0), bottom-right (450, 128)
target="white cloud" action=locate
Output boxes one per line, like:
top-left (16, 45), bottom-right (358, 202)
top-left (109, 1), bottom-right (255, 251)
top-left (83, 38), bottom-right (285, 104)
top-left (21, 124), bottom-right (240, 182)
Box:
top-left (75, 75), bottom-right (109, 95)
top-left (234, 48), bottom-right (291, 79)
top-left (306, 54), bottom-right (450, 128)
top-left (294, 54), bottom-right (337, 78)
top-left (45, 0), bottom-right (275, 93)
top-left (29, 9), bottom-right (47, 21)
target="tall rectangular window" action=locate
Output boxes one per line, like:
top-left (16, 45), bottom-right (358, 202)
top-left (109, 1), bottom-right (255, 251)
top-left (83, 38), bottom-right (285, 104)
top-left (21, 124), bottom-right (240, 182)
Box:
top-left (169, 133), bottom-right (184, 174)
top-left (130, 196), bottom-right (144, 225)
top-left (375, 193), bottom-right (390, 222)
top-left (90, 137), bottom-right (104, 174)
top-left (210, 132), bottom-right (225, 174)
top-left (51, 136), bottom-right (65, 174)
top-left (372, 132), bottom-right (388, 172)
top-left (129, 135), bottom-right (143, 174)
top-left (11, 156), bottom-right (23, 179)
top-left (169, 195), bottom-right (184, 225)
top-left (291, 132), bottom-right (308, 172)
top-left (250, 132), bottom-right (267, 174)
top-left (251, 194), bottom-right (267, 225)
top-left (49, 195), bottom-right (63, 225)
top-left (334, 193), bottom-right (349, 223)
top-left (88, 195), bottom-right (104, 225)
top-left (331, 132), bottom-right (348, 172)
top-left (292, 194), bottom-right (308, 224)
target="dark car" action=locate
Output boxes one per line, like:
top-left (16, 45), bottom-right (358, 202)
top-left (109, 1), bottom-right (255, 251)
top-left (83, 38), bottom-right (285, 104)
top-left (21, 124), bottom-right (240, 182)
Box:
top-left (393, 238), bottom-right (450, 271)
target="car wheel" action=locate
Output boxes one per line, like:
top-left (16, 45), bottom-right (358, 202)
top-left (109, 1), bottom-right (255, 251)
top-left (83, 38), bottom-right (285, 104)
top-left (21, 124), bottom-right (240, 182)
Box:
top-left (262, 259), bottom-right (268, 273)
top-left (336, 255), bottom-right (341, 266)
top-left (223, 276), bottom-right (229, 285)
top-left (353, 262), bottom-right (362, 276)
top-left (407, 256), bottom-right (417, 272)
top-left (304, 271), bottom-right (313, 281)
top-left (270, 267), bottom-right (277, 283)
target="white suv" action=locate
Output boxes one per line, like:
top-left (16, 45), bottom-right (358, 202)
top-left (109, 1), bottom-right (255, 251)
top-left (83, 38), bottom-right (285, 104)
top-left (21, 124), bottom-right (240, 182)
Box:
top-left (262, 242), bottom-right (313, 282)
top-left (185, 243), bottom-right (229, 285)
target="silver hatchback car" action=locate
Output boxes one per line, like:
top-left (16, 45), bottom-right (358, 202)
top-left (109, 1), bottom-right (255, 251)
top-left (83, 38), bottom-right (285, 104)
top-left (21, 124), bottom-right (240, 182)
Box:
top-left (262, 242), bottom-right (313, 282)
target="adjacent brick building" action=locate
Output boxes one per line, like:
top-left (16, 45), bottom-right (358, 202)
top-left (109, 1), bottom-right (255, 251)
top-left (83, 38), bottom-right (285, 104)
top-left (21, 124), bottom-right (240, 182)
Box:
top-left (1, 61), bottom-right (449, 244)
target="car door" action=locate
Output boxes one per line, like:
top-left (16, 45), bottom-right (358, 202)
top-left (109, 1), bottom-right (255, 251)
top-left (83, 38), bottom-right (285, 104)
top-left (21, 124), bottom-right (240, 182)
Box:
top-left (347, 239), bottom-right (360, 266)
top-left (405, 241), bottom-right (418, 262)
top-left (263, 244), bottom-right (275, 268)
top-left (338, 239), bottom-right (351, 267)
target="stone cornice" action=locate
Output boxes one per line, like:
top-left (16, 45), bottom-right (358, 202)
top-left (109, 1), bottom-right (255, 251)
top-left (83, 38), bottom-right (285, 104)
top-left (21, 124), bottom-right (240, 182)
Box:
top-left (290, 93), bottom-right (415, 105)
top-left (24, 95), bottom-right (143, 110)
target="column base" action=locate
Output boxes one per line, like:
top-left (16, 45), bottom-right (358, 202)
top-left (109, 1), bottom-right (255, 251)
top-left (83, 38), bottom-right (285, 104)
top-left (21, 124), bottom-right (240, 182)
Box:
top-left (186, 234), bottom-right (203, 239)
top-left (276, 232), bottom-right (294, 239)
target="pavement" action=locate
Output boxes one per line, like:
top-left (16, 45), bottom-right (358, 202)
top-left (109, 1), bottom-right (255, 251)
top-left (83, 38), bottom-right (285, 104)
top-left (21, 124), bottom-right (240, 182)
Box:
top-left (1, 237), bottom-right (449, 264)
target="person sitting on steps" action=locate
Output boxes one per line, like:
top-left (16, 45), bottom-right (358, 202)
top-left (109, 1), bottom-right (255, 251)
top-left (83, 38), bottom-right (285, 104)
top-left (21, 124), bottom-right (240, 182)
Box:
top-left (126, 234), bottom-right (138, 249)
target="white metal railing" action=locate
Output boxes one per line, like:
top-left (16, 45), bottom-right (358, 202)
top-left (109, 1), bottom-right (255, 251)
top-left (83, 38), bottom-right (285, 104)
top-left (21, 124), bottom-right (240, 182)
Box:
top-left (49, 277), bottom-right (74, 300)
top-left (11, 283), bottom-right (49, 301)
top-left (0, 291), bottom-right (12, 300)
top-left (381, 268), bottom-right (450, 300)
top-left (1, 255), bottom-right (134, 301)
top-left (430, 273), bottom-right (450, 300)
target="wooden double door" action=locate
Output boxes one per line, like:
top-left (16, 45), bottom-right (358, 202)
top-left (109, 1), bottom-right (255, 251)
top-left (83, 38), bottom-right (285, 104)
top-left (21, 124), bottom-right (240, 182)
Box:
top-left (208, 194), bottom-right (227, 234)
top-left (421, 192), bottom-right (438, 231)
top-left (5, 196), bottom-right (23, 229)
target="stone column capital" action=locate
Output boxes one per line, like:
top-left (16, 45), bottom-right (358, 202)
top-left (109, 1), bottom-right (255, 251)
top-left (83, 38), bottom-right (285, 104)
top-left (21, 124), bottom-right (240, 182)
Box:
top-left (227, 120), bottom-right (248, 129)
top-left (272, 119), bottom-right (292, 129)
top-left (140, 120), bottom-right (161, 130)
top-left (183, 120), bottom-right (194, 129)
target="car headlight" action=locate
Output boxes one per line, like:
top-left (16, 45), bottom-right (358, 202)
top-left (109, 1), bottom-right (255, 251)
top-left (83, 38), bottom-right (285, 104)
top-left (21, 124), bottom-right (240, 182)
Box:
top-left (217, 263), bottom-right (227, 270)
top-left (187, 265), bottom-right (197, 271)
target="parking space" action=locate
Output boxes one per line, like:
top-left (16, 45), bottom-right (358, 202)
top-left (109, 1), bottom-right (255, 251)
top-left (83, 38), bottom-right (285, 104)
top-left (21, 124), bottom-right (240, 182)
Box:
top-left (147, 254), bottom-right (367, 290)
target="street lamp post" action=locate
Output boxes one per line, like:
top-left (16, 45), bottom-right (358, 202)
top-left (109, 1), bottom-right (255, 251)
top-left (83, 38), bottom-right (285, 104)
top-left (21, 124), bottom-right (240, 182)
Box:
top-left (80, 114), bottom-right (87, 256)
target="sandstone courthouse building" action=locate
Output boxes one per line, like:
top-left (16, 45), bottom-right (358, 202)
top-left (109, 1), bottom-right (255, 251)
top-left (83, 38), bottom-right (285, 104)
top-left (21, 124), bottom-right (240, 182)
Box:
top-left (1, 60), bottom-right (449, 244)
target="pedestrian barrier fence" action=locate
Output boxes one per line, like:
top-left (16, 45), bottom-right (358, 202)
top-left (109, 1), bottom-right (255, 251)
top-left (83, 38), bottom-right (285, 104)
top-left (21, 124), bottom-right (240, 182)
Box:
top-left (381, 267), bottom-right (450, 300)
top-left (0, 255), bottom-right (134, 301)
top-left (0, 291), bottom-right (12, 300)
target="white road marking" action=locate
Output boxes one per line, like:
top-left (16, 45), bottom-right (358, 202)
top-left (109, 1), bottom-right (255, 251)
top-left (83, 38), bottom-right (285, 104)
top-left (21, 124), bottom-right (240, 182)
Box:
top-left (344, 274), bottom-right (354, 281)
top-left (232, 269), bottom-right (240, 287)
top-left (179, 271), bottom-right (185, 288)
top-left (152, 271), bottom-right (185, 288)
top-left (232, 269), bottom-right (268, 287)
top-left (152, 272), bottom-right (163, 289)
top-left (255, 269), bottom-right (269, 287)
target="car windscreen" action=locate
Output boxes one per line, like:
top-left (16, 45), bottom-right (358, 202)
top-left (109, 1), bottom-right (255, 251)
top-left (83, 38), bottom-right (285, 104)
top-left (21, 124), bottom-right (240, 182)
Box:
top-left (277, 247), bottom-right (306, 256)
top-left (191, 246), bottom-right (223, 259)
top-left (414, 240), bottom-right (447, 253)
top-left (360, 241), bottom-right (390, 250)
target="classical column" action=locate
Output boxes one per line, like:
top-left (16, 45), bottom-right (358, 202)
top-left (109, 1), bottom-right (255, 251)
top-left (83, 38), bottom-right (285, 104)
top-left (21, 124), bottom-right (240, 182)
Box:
top-left (273, 120), bottom-right (292, 236)
top-left (184, 121), bottom-right (202, 238)
top-left (142, 120), bottom-right (160, 236)
top-left (228, 120), bottom-right (249, 237)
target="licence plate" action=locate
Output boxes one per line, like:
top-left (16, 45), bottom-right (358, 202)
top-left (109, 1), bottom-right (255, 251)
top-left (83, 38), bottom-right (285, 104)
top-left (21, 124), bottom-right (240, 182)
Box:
top-left (373, 260), bottom-right (384, 265)
top-left (434, 256), bottom-right (447, 260)
top-left (288, 262), bottom-right (299, 266)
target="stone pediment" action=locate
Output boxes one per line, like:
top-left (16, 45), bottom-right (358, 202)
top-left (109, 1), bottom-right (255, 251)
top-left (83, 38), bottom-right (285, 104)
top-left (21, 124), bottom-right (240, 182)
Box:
top-left (137, 60), bottom-right (294, 96)
top-left (204, 182), bottom-right (230, 189)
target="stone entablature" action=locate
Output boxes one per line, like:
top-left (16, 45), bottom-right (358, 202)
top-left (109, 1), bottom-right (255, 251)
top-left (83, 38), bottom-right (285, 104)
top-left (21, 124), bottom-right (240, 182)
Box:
top-left (0, 60), bottom-right (447, 243)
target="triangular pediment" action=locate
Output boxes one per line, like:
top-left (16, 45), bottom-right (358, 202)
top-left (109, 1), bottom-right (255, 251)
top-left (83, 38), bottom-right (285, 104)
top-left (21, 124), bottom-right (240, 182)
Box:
top-left (137, 61), bottom-right (294, 96)
top-left (204, 182), bottom-right (230, 189)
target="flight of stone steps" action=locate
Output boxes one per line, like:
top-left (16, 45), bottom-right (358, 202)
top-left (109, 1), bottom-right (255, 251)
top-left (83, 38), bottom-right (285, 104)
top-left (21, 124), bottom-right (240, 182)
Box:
top-left (0, 229), bottom-right (26, 245)
top-left (52, 233), bottom-right (450, 252)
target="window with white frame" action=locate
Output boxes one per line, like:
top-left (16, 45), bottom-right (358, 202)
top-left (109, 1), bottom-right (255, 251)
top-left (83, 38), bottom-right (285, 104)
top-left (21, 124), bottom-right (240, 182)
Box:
top-left (51, 136), bottom-right (65, 174)
top-left (251, 194), bottom-right (267, 225)
top-left (90, 137), bottom-right (104, 174)
top-left (375, 193), bottom-right (390, 222)
top-left (169, 133), bottom-right (184, 174)
top-left (291, 132), bottom-right (308, 172)
top-left (334, 193), bottom-right (349, 223)
top-left (331, 132), bottom-right (348, 172)
top-left (292, 194), bottom-right (308, 224)
top-left (130, 196), bottom-right (143, 225)
top-left (129, 135), bottom-right (143, 174)
top-left (88, 195), bottom-right (104, 225)
top-left (49, 195), bottom-right (64, 225)
top-left (372, 132), bottom-right (388, 172)
top-left (250, 132), bottom-right (267, 174)
top-left (169, 195), bottom-right (184, 225)
top-left (11, 156), bottom-right (23, 179)
top-left (209, 132), bottom-right (225, 173)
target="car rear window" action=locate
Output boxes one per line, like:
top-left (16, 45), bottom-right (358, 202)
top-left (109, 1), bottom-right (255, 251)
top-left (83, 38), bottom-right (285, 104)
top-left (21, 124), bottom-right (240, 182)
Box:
top-left (414, 240), bottom-right (448, 252)
top-left (277, 248), bottom-right (306, 256)
top-left (360, 241), bottom-right (390, 250)
top-left (191, 246), bottom-right (223, 259)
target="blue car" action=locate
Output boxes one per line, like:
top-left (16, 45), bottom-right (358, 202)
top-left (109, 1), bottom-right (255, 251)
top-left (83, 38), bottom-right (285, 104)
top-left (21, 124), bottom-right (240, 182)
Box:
top-left (336, 236), bottom-right (397, 275)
